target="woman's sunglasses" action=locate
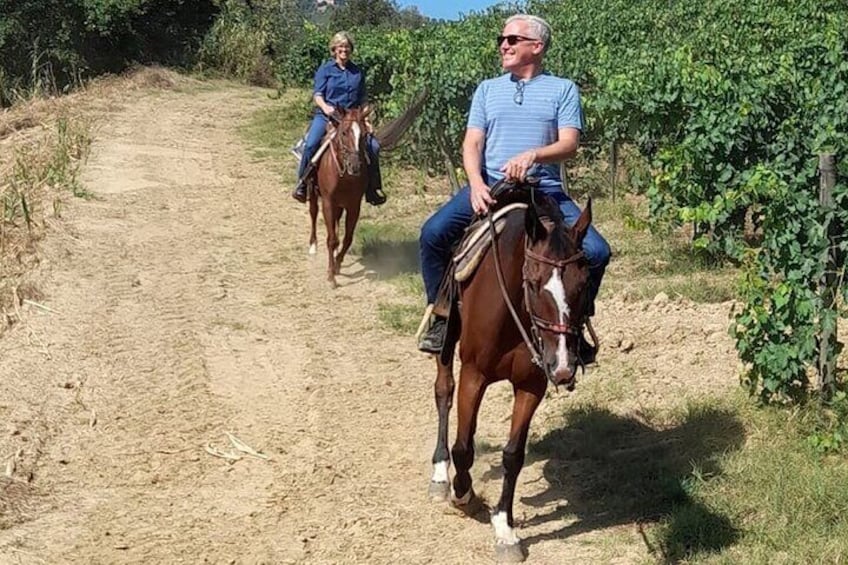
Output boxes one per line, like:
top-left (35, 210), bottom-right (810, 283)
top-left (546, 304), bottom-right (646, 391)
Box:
top-left (496, 34), bottom-right (539, 47)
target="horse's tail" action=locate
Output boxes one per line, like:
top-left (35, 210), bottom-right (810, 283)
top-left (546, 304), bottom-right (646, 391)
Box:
top-left (374, 88), bottom-right (429, 152)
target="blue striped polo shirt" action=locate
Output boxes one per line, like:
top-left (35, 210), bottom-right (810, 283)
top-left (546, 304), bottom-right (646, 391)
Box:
top-left (467, 72), bottom-right (583, 192)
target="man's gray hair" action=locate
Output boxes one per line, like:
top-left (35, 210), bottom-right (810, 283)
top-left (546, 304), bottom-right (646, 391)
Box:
top-left (505, 14), bottom-right (552, 53)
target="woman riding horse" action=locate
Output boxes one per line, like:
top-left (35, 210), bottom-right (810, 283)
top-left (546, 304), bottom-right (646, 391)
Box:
top-left (291, 31), bottom-right (386, 206)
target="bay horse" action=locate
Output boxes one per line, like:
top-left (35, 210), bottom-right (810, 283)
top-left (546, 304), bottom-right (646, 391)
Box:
top-left (430, 187), bottom-right (592, 562)
top-left (308, 107), bottom-right (371, 287)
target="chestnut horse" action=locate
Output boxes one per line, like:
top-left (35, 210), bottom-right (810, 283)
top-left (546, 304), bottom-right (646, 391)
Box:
top-left (308, 108), bottom-right (371, 287)
top-left (429, 188), bottom-right (592, 562)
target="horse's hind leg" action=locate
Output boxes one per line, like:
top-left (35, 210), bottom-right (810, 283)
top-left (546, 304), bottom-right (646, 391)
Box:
top-left (450, 366), bottom-right (487, 512)
top-left (490, 381), bottom-right (545, 563)
top-left (308, 190), bottom-right (319, 255)
top-left (335, 202), bottom-right (360, 274)
top-left (429, 358), bottom-right (455, 501)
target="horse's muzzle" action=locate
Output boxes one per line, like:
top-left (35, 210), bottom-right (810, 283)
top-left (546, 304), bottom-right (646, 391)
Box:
top-left (544, 358), bottom-right (578, 390)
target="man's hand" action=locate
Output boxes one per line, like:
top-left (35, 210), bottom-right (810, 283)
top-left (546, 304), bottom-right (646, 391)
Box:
top-left (500, 149), bottom-right (537, 182)
top-left (470, 179), bottom-right (495, 215)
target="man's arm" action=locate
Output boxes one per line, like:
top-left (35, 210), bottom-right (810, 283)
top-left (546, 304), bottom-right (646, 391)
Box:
top-left (500, 127), bottom-right (580, 182)
top-left (463, 127), bottom-right (494, 214)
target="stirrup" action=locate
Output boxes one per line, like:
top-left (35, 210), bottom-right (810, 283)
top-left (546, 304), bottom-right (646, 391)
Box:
top-left (418, 316), bottom-right (446, 354)
top-left (366, 187), bottom-right (387, 206)
top-left (292, 185), bottom-right (307, 203)
top-left (580, 318), bottom-right (599, 365)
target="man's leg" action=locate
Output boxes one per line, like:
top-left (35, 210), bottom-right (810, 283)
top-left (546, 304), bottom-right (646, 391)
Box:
top-left (365, 136), bottom-right (386, 206)
top-left (292, 115), bottom-right (327, 202)
top-left (418, 186), bottom-right (474, 352)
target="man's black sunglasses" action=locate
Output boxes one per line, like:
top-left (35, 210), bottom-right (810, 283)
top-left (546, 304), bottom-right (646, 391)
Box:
top-left (497, 34), bottom-right (539, 47)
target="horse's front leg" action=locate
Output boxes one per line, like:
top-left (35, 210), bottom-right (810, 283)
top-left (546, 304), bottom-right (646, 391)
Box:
top-left (429, 357), bottom-right (455, 501)
top-left (451, 365), bottom-right (487, 512)
top-left (308, 189), bottom-right (319, 255)
top-left (335, 201), bottom-right (360, 274)
top-left (491, 381), bottom-right (545, 563)
top-left (322, 203), bottom-right (339, 287)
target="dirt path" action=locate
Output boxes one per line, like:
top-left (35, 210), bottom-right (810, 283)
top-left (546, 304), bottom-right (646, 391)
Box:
top-left (0, 81), bottom-right (739, 564)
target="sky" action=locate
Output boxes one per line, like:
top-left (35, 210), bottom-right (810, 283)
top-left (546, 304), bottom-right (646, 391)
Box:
top-left (397, 0), bottom-right (502, 21)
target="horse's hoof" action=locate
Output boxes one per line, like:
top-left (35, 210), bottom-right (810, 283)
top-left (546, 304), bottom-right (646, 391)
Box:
top-left (428, 480), bottom-right (450, 502)
top-left (494, 542), bottom-right (526, 563)
top-left (308, 243), bottom-right (317, 255)
top-left (447, 489), bottom-right (484, 517)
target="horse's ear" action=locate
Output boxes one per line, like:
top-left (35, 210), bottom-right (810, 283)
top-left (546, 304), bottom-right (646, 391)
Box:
top-left (362, 104), bottom-right (373, 117)
top-left (525, 202), bottom-right (547, 244)
top-left (571, 197), bottom-right (592, 244)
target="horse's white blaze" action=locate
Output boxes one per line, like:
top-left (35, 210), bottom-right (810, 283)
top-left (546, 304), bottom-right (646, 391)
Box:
top-left (491, 511), bottom-right (520, 545)
top-left (351, 122), bottom-right (361, 153)
top-left (431, 460), bottom-right (449, 483)
top-left (543, 268), bottom-right (570, 370)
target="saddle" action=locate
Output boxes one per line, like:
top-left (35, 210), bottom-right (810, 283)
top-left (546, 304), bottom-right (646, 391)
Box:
top-left (452, 203), bottom-right (527, 282)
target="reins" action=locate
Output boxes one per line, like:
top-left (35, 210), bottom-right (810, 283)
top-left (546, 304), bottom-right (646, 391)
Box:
top-left (487, 209), bottom-right (544, 369)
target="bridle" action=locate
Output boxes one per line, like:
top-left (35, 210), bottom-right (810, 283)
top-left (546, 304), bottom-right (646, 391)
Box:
top-left (522, 247), bottom-right (585, 340)
top-left (486, 197), bottom-right (586, 371)
top-left (328, 112), bottom-right (367, 177)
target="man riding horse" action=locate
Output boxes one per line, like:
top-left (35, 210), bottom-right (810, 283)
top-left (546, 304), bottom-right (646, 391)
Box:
top-left (292, 31), bottom-right (386, 207)
top-left (418, 14), bottom-right (610, 362)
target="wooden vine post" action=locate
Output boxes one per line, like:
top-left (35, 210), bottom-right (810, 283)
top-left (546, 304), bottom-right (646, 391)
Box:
top-left (817, 153), bottom-right (837, 396)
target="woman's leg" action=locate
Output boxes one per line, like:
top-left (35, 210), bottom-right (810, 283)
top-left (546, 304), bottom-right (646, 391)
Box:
top-left (293, 115), bottom-right (329, 202)
top-left (365, 135), bottom-right (385, 205)
top-left (297, 114), bottom-right (328, 178)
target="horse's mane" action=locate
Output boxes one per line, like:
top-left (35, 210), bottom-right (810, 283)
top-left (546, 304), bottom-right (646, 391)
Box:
top-left (488, 180), bottom-right (572, 258)
top-left (488, 179), bottom-right (566, 226)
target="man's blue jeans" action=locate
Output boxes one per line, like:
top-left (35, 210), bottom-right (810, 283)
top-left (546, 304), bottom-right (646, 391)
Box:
top-left (419, 185), bottom-right (611, 314)
top-left (297, 114), bottom-right (380, 180)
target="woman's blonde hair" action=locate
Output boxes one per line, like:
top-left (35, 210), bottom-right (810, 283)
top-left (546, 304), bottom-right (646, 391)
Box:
top-left (329, 31), bottom-right (355, 54)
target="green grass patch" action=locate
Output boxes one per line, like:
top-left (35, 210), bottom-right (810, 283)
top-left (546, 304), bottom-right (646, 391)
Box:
top-left (355, 220), bottom-right (420, 280)
top-left (527, 392), bottom-right (848, 563)
top-left (594, 196), bottom-right (739, 303)
top-left (239, 90), bottom-right (311, 168)
top-left (377, 302), bottom-right (420, 335)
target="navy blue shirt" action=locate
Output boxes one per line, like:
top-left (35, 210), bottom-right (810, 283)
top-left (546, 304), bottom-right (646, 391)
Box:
top-left (313, 59), bottom-right (366, 109)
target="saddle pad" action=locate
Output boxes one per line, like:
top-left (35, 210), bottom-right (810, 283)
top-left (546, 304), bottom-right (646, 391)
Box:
top-left (453, 203), bottom-right (527, 282)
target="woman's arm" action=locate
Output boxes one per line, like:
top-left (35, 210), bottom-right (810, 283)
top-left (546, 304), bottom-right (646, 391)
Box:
top-left (312, 64), bottom-right (334, 116)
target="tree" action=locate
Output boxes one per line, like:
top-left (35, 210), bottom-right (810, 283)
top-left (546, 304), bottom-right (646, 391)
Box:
top-left (326, 0), bottom-right (402, 29)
